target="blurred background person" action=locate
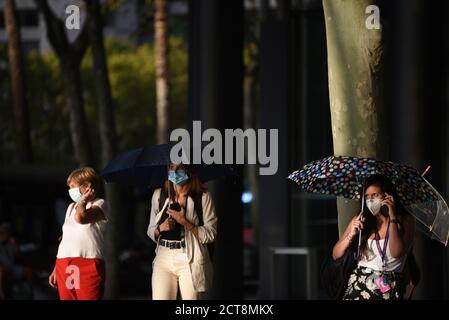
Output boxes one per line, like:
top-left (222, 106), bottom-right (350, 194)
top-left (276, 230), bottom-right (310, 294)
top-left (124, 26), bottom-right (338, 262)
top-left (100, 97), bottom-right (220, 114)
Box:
top-left (0, 223), bottom-right (33, 299)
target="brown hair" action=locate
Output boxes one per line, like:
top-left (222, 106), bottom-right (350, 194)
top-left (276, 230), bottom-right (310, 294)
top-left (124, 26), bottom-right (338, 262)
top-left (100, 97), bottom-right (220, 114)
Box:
top-left (163, 165), bottom-right (206, 201)
top-left (67, 167), bottom-right (100, 190)
top-left (359, 174), bottom-right (410, 257)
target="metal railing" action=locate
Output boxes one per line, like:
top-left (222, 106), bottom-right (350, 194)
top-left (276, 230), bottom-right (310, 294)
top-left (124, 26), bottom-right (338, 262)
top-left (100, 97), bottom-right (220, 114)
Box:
top-left (269, 247), bottom-right (318, 299)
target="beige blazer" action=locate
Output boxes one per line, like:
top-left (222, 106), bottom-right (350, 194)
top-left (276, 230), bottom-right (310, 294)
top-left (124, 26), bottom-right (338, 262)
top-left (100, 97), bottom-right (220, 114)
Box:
top-left (147, 188), bottom-right (218, 292)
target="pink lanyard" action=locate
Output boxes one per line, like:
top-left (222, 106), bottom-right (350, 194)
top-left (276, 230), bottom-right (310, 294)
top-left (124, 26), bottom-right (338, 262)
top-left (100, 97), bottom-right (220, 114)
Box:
top-left (375, 222), bottom-right (390, 270)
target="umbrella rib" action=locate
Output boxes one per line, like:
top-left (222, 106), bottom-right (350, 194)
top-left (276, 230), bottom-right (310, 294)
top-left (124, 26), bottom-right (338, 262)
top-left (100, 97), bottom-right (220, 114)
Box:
top-left (423, 177), bottom-right (449, 237)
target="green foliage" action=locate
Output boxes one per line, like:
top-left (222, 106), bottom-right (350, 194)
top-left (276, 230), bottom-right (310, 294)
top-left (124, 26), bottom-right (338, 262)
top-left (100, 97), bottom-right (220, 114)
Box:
top-left (168, 36), bottom-right (188, 131)
top-left (82, 38), bottom-right (158, 152)
top-left (0, 36), bottom-right (188, 165)
top-left (26, 49), bottom-right (73, 164)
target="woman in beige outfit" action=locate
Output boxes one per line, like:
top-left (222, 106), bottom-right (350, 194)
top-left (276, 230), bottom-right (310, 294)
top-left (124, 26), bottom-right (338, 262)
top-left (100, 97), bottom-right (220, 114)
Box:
top-left (147, 164), bottom-right (217, 300)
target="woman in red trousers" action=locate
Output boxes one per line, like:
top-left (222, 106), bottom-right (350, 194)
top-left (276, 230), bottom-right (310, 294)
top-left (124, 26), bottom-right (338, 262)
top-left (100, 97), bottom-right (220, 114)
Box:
top-left (48, 167), bottom-right (107, 300)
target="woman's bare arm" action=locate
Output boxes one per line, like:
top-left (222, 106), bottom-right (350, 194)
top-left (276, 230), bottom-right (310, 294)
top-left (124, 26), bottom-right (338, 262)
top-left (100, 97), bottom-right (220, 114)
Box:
top-left (332, 215), bottom-right (364, 260)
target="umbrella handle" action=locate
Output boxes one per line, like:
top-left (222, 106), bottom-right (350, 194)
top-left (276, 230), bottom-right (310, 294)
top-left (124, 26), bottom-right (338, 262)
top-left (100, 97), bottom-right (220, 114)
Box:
top-left (357, 182), bottom-right (365, 260)
top-left (421, 165), bottom-right (431, 177)
top-left (357, 229), bottom-right (362, 259)
top-left (359, 230), bottom-right (362, 250)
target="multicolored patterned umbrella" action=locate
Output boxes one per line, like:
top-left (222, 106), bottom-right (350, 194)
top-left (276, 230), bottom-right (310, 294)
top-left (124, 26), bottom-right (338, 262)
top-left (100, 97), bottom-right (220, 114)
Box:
top-left (288, 155), bottom-right (449, 245)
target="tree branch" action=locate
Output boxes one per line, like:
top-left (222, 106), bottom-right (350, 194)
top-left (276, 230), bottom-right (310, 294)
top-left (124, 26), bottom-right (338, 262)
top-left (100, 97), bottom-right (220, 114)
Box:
top-left (72, 21), bottom-right (90, 64)
top-left (34, 0), bottom-right (68, 56)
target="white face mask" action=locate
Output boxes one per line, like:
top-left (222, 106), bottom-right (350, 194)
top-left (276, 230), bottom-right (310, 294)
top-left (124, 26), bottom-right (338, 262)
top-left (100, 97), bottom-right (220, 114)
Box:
top-left (68, 187), bottom-right (83, 203)
top-left (366, 198), bottom-right (383, 216)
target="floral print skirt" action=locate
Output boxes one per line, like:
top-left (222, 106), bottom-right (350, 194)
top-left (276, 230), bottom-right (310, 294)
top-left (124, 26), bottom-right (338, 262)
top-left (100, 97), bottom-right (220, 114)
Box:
top-left (343, 266), bottom-right (405, 300)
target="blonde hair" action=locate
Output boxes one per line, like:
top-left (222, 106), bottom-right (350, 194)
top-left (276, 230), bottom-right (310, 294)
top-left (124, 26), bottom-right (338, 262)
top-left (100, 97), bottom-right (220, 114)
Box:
top-left (67, 167), bottom-right (100, 190)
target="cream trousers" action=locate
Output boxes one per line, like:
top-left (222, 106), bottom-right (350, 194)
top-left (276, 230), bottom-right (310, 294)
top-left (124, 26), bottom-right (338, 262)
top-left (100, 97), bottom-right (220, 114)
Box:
top-left (151, 245), bottom-right (200, 300)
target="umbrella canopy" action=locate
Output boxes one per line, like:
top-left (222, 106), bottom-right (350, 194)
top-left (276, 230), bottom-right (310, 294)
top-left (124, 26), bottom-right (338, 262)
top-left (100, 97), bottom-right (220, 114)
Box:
top-left (288, 155), bottom-right (449, 245)
top-left (100, 144), bottom-right (235, 188)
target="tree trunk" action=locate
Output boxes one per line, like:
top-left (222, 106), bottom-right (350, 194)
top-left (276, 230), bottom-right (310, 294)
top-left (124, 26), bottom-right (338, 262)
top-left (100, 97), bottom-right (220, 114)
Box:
top-left (35, 0), bottom-right (94, 166)
top-left (154, 0), bottom-right (169, 144)
top-left (85, 0), bottom-right (117, 164)
top-left (60, 56), bottom-right (95, 166)
top-left (245, 73), bottom-right (259, 244)
top-left (245, 0), bottom-right (266, 251)
top-left (4, 0), bottom-right (32, 162)
top-left (188, 0), bottom-right (244, 298)
top-left (322, 0), bottom-right (388, 235)
top-left (85, 0), bottom-right (121, 299)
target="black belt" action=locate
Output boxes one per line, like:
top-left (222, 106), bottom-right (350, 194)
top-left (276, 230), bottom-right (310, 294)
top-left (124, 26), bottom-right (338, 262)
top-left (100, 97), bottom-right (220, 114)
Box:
top-left (158, 239), bottom-right (185, 249)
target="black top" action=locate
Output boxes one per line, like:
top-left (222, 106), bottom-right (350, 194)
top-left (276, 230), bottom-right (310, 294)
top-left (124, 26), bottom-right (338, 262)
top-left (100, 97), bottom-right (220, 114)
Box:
top-left (160, 219), bottom-right (182, 240)
top-left (158, 202), bottom-right (183, 241)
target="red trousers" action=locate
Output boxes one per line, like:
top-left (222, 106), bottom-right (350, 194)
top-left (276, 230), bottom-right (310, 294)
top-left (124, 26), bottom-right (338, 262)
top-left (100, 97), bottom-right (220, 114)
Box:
top-left (55, 257), bottom-right (105, 300)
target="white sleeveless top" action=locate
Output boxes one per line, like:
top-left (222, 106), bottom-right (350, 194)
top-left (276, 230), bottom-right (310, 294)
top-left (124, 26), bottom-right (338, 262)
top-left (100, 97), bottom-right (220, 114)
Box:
top-left (56, 199), bottom-right (107, 259)
top-left (357, 238), bottom-right (408, 272)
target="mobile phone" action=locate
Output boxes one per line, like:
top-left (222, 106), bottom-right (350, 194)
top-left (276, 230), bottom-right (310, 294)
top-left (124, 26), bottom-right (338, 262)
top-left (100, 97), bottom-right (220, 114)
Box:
top-left (169, 202), bottom-right (181, 212)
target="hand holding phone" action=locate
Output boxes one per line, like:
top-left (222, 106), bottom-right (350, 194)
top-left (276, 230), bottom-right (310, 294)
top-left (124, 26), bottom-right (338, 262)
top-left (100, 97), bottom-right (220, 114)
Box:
top-left (169, 202), bottom-right (181, 212)
top-left (167, 202), bottom-right (186, 225)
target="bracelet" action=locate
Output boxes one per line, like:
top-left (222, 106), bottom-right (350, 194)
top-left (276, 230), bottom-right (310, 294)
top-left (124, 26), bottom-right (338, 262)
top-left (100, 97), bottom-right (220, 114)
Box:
top-left (186, 223), bottom-right (196, 231)
top-left (390, 219), bottom-right (400, 224)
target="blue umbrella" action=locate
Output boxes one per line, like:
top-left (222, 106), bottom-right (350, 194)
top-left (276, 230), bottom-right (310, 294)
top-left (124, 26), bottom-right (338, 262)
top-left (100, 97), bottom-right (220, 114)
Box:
top-left (100, 144), bottom-right (235, 188)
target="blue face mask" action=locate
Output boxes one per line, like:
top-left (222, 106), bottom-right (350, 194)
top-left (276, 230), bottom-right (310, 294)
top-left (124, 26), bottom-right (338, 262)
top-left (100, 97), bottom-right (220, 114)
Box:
top-left (168, 170), bottom-right (190, 185)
